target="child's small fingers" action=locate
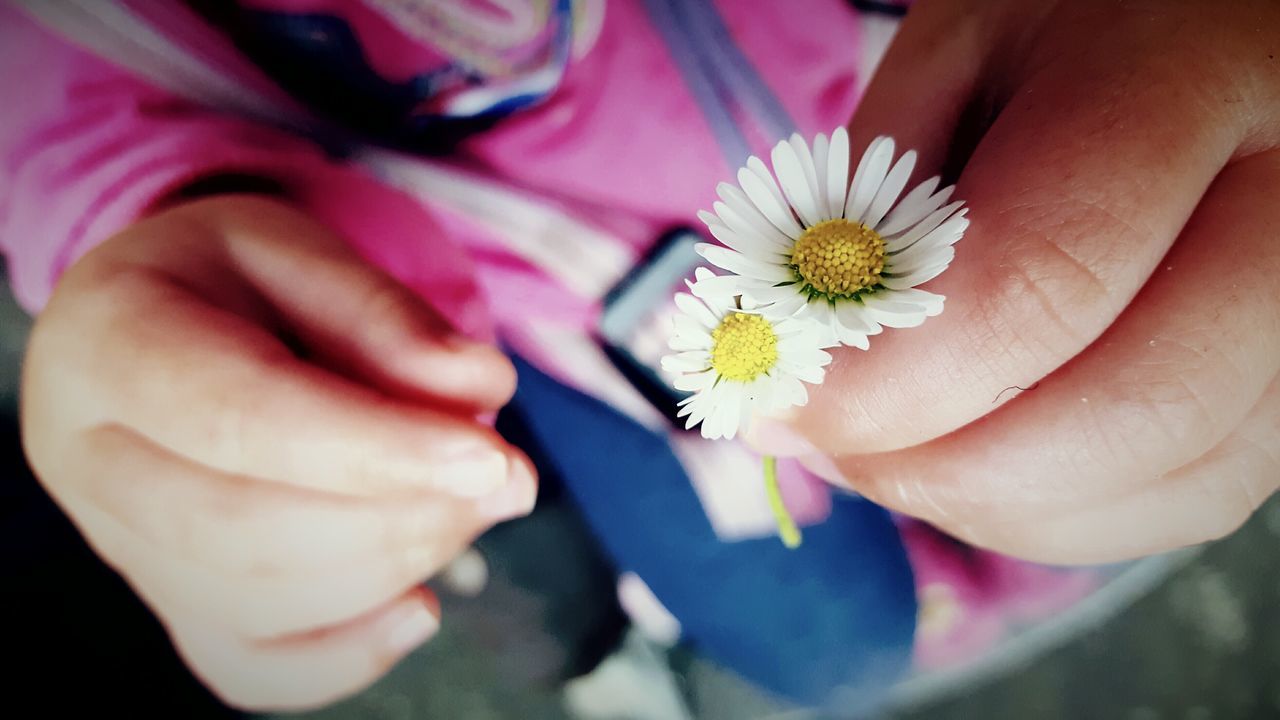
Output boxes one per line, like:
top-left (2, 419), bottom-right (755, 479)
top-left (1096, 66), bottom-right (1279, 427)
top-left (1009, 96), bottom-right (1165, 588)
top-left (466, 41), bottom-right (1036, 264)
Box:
top-left (70, 276), bottom-right (524, 499)
top-left (218, 202), bottom-right (516, 411)
top-left (167, 588), bottom-right (440, 711)
top-left (59, 424), bottom-right (534, 637)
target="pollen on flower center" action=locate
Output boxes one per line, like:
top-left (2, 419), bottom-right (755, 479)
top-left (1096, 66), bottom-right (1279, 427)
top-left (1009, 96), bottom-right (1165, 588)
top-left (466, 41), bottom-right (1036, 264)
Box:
top-left (710, 312), bottom-right (779, 382)
top-left (790, 218), bottom-right (886, 297)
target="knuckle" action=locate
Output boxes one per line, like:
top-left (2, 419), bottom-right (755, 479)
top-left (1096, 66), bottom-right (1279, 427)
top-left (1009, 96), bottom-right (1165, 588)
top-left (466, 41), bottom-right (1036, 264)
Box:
top-left (356, 281), bottom-right (418, 353)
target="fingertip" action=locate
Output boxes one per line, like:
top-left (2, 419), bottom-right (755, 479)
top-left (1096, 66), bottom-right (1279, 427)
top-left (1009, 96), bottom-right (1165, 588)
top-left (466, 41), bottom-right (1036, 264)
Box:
top-left (743, 416), bottom-right (817, 457)
top-left (393, 335), bottom-right (518, 410)
top-left (474, 448), bottom-right (539, 521)
top-left (797, 452), bottom-right (853, 490)
top-left (380, 588), bottom-right (441, 658)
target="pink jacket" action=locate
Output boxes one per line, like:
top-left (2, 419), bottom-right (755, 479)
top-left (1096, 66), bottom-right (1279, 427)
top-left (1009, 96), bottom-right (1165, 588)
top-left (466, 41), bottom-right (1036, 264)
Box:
top-left (0, 0), bottom-right (885, 536)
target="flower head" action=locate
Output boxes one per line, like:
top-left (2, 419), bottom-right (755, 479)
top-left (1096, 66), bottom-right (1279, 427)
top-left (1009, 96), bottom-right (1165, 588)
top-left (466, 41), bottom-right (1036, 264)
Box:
top-left (662, 269), bottom-right (830, 440)
top-left (695, 130), bottom-right (968, 348)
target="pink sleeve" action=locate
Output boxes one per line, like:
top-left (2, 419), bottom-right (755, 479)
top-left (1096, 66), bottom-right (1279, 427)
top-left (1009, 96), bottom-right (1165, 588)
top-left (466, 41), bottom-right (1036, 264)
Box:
top-left (0, 5), bottom-right (489, 338)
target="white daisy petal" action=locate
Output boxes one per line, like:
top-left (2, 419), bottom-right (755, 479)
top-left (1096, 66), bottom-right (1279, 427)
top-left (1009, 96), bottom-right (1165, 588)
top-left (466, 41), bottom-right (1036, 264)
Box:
top-left (671, 132), bottom-right (966, 422)
top-left (683, 394), bottom-right (711, 427)
top-left (705, 217), bottom-right (784, 259)
top-left (718, 388), bottom-right (743, 440)
top-left (779, 359), bottom-right (825, 385)
top-left (674, 371), bottom-right (715, 393)
top-left (882, 258), bottom-right (953, 289)
top-left (778, 375), bottom-right (808, 407)
top-left (712, 201), bottom-right (790, 254)
top-left (834, 301), bottom-right (876, 335)
top-left (859, 295), bottom-right (930, 328)
top-left (864, 150), bottom-right (917, 231)
top-left (692, 266), bottom-right (718, 284)
top-left (827, 127), bottom-right (851, 218)
top-left (661, 351), bottom-right (711, 373)
top-left (889, 216), bottom-right (966, 270)
top-left (663, 279), bottom-right (832, 439)
top-left (878, 178), bottom-right (949, 237)
top-left (811, 133), bottom-right (830, 218)
top-left (789, 348), bottom-right (833, 369)
top-left (700, 407), bottom-right (721, 439)
top-left (673, 292), bottom-right (719, 329)
top-left (837, 326), bottom-right (871, 350)
top-left (739, 162), bottom-right (804, 238)
top-left (885, 201), bottom-right (966, 253)
top-left (890, 244), bottom-right (956, 277)
top-left (761, 293), bottom-right (809, 319)
top-left (686, 271), bottom-right (747, 301)
top-left (717, 183), bottom-right (795, 245)
top-left (696, 243), bottom-right (794, 282)
top-left (790, 133), bottom-right (824, 222)
top-left (801, 301), bottom-right (841, 348)
top-left (672, 312), bottom-right (708, 336)
top-left (845, 136), bottom-right (894, 223)
top-left (669, 336), bottom-right (708, 352)
top-left (771, 139), bottom-right (818, 227)
top-left (882, 287), bottom-right (946, 315)
top-left (744, 375), bottom-right (772, 404)
top-left (746, 283), bottom-right (804, 303)
top-left (761, 379), bottom-right (790, 414)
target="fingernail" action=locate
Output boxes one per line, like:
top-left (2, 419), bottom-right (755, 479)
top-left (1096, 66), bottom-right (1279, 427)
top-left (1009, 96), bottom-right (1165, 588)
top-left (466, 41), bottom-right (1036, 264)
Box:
top-left (799, 452), bottom-right (852, 490)
top-left (385, 600), bottom-right (439, 655)
top-left (745, 417), bottom-right (818, 457)
top-left (478, 454), bottom-right (537, 520)
top-left (437, 447), bottom-right (509, 498)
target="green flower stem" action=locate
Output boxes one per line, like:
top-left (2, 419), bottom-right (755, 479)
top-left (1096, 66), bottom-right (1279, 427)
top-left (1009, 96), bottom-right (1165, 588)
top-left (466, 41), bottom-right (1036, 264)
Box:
top-left (763, 455), bottom-right (802, 549)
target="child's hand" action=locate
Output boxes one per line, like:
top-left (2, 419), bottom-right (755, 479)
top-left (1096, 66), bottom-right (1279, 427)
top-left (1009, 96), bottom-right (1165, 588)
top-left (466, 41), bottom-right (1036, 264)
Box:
top-left (757, 0), bottom-right (1280, 563)
top-left (21, 195), bottom-right (536, 709)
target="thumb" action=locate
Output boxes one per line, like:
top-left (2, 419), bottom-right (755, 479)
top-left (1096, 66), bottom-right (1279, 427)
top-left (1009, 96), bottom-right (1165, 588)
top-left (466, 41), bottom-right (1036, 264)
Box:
top-left (745, 0), bottom-right (1004, 457)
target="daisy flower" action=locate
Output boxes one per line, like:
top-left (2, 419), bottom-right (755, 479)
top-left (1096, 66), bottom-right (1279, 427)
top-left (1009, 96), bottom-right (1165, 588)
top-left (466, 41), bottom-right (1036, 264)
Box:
top-left (662, 269), bottom-right (831, 441)
top-left (695, 130), bottom-right (969, 348)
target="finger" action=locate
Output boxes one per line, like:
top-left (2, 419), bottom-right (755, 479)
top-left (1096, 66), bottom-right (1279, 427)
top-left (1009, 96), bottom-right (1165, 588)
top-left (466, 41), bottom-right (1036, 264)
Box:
top-left (844, 0), bottom-right (1027, 176)
top-left (104, 195), bottom-right (516, 411)
top-left (215, 198), bottom-right (516, 411)
top-left (60, 270), bottom-right (523, 498)
top-left (59, 425), bottom-right (534, 636)
top-left (820, 148), bottom-right (1280, 562)
top-left (959, 373), bottom-right (1280, 564)
top-left (793, 3), bottom-right (1269, 455)
top-left (168, 588), bottom-right (440, 711)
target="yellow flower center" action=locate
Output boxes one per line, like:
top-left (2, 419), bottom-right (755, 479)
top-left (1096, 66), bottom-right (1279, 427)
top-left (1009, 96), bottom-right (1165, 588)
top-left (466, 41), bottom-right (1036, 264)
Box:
top-left (710, 312), bottom-right (779, 382)
top-left (790, 218), bottom-right (886, 297)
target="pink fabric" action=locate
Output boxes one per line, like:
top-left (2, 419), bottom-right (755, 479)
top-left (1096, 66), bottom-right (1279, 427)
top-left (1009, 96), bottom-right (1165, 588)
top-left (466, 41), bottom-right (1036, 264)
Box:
top-left (0, 0), bottom-right (867, 530)
top-left (456, 0), bottom-right (862, 239)
top-left (0, 1), bottom-right (864, 316)
top-left (898, 520), bottom-right (1100, 670)
top-left (0, 4), bottom-right (485, 334)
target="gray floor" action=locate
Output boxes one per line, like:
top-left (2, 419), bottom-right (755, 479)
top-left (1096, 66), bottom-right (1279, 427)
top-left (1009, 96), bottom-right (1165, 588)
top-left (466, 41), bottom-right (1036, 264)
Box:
top-left (2, 278), bottom-right (1276, 720)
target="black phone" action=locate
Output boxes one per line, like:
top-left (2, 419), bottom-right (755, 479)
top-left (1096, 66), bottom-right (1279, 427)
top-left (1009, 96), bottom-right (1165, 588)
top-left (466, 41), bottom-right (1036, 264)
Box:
top-left (597, 227), bottom-right (706, 429)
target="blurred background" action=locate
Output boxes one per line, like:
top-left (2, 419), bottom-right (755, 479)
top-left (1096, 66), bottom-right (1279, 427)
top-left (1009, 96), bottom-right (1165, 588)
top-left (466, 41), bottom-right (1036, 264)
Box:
top-left (3, 265), bottom-right (1278, 719)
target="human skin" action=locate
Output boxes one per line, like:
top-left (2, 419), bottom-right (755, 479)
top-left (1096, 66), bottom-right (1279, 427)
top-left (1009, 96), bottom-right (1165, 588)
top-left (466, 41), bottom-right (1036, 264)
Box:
top-left (21, 195), bottom-right (538, 709)
top-left (18, 0), bottom-right (1280, 710)
top-left (751, 0), bottom-right (1280, 565)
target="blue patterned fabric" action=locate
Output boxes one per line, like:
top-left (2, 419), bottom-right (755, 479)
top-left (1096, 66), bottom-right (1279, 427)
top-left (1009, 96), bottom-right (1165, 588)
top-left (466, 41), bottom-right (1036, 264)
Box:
top-left (507, 355), bottom-right (918, 712)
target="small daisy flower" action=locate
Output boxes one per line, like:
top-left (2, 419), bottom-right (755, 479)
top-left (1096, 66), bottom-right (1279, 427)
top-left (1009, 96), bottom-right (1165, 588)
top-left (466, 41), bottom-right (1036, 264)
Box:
top-left (662, 269), bottom-right (831, 440)
top-left (695, 130), bottom-right (969, 348)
